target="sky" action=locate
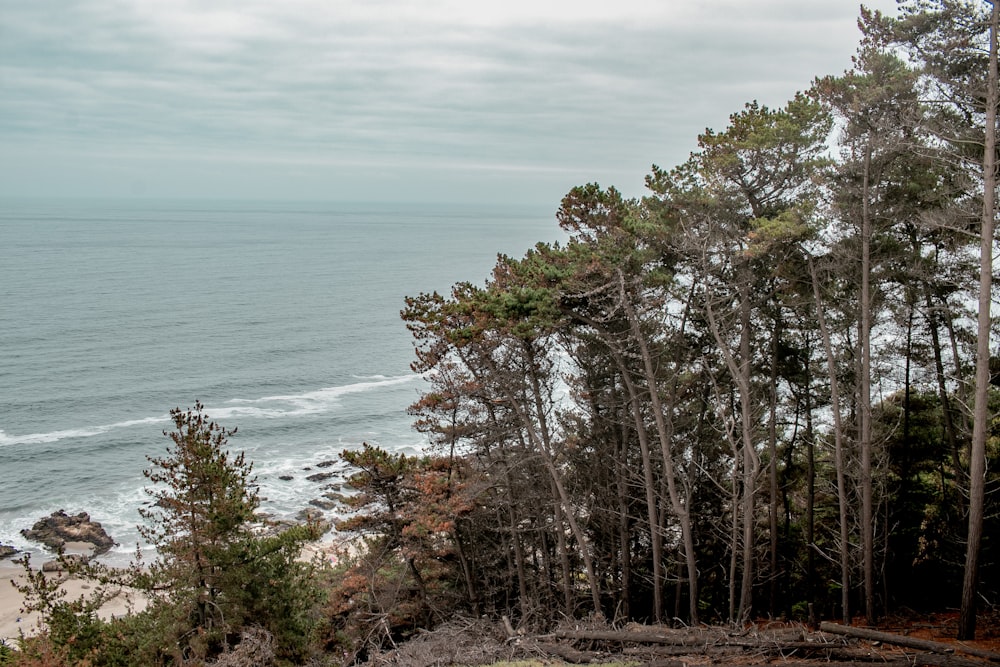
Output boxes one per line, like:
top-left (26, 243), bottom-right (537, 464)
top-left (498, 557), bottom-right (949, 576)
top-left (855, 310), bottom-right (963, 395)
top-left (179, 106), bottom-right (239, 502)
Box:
top-left (0, 0), bottom-right (901, 206)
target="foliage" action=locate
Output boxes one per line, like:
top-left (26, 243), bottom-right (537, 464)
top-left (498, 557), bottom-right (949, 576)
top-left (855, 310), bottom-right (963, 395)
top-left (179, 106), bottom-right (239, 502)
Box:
top-left (6, 404), bottom-right (324, 666)
top-left (323, 444), bottom-right (484, 661)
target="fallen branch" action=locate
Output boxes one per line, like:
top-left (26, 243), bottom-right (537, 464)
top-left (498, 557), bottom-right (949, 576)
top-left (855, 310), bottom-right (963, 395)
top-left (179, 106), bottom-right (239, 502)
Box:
top-left (553, 628), bottom-right (708, 646)
top-left (534, 641), bottom-right (597, 664)
top-left (820, 622), bottom-right (1000, 663)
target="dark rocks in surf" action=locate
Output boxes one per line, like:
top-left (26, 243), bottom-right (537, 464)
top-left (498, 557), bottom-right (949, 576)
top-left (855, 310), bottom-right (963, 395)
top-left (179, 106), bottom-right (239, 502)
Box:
top-left (21, 510), bottom-right (115, 556)
top-left (306, 472), bottom-right (335, 483)
top-left (0, 543), bottom-right (18, 560)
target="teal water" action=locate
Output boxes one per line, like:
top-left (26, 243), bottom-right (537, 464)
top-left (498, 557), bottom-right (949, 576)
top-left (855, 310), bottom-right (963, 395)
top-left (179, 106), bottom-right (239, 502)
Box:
top-left (0, 199), bottom-right (561, 560)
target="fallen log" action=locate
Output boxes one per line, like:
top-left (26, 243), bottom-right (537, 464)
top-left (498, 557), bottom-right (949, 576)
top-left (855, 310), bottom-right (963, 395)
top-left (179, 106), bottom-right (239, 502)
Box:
top-left (820, 622), bottom-right (1000, 663)
top-left (554, 629), bottom-right (705, 646)
top-left (534, 641), bottom-right (597, 664)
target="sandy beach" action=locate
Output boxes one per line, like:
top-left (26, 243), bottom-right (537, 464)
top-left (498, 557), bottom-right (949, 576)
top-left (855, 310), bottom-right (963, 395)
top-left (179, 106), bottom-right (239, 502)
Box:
top-left (0, 534), bottom-right (358, 647)
top-left (0, 556), bottom-right (145, 646)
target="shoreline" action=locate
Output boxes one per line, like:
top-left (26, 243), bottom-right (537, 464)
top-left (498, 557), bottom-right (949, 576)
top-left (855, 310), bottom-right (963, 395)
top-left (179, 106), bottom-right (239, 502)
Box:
top-left (0, 534), bottom-right (358, 646)
top-left (0, 549), bottom-right (146, 646)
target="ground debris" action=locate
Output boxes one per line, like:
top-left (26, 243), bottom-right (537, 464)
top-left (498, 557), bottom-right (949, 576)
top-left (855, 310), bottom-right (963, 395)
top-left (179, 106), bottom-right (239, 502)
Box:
top-left (358, 615), bottom-right (1000, 666)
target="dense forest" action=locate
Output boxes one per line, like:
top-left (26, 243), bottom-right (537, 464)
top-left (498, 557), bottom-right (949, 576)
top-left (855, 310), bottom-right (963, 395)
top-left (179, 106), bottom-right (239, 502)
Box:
top-left (4, 2), bottom-right (999, 666)
top-left (336, 0), bottom-right (1000, 648)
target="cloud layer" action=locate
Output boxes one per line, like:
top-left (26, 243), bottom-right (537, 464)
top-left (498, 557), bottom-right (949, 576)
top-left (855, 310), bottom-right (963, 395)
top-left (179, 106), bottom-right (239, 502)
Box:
top-left (0, 0), bottom-right (899, 204)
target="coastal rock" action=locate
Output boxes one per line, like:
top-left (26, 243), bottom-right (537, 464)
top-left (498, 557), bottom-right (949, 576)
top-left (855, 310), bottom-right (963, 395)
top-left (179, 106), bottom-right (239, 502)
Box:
top-left (278, 475), bottom-right (294, 481)
top-left (309, 498), bottom-right (337, 510)
top-left (0, 543), bottom-right (18, 560)
top-left (296, 508), bottom-right (325, 523)
top-left (316, 460), bottom-right (338, 468)
top-left (21, 510), bottom-right (115, 556)
top-left (306, 472), bottom-right (335, 483)
top-left (41, 554), bottom-right (89, 572)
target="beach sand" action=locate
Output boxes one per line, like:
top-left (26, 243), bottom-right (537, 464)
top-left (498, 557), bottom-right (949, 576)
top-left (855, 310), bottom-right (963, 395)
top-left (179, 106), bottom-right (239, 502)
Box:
top-left (0, 534), bottom-right (358, 646)
top-left (0, 543), bottom-right (147, 646)
top-left (0, 562), bottom-right (145, 645)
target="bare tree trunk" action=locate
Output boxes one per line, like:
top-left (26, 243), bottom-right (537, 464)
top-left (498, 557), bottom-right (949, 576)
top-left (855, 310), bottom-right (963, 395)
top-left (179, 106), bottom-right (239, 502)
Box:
top-left (738, 284), bottom-right (758, 624)
top-left (958, 0), bottom-right (998, 641)
top-left (768, 315), bottom-right (780, 618)
top-left (804, 341), bottom-right (816, 609)
top-left (618, 270), bottom-right (700, 624)
top-left (860, 144), bottom-right (876, 624)
top-left (617, 415), bottom-right (633, 620)
top-left (809, 257), bottom-right (851, 624)
top-left (924, 284), bottom-right (960, 473)
top-left (572, 310), bottom-right (665, 622)
top-left (524, 345), bottom-right (604, 615)
top-left (705, 279), bottom-right (759, 623)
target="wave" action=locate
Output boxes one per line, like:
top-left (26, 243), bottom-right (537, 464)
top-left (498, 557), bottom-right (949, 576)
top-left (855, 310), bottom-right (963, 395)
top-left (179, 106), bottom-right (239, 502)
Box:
top-left (0, 416), bottom-right (169, 447)
top-left (0, 374), bottom-right (421, 449)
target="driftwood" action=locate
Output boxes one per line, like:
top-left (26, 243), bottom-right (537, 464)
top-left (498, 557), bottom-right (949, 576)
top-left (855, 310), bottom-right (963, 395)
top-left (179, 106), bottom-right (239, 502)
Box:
top-left (821, 622), bottom-right (1000, 663)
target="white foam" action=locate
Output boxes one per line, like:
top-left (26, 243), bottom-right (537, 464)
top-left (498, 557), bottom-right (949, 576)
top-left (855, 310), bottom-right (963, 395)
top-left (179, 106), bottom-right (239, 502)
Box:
top-left (220, 374), bottom-right (418, 419)
top-left (0, 416), bottom-right (169, 447)
top-left (0, 375), bottom-right (420, 449)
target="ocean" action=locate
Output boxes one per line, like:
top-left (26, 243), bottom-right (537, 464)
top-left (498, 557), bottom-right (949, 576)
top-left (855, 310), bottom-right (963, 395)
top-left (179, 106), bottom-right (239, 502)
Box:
top-left (0, 198), bottom-right (562, 562)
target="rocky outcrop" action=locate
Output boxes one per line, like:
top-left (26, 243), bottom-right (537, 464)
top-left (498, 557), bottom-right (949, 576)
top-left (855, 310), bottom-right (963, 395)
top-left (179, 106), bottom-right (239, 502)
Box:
top-left (21, 510), bottom-right (115, 556)
top-left (0, 543), bottom-right (18, 560)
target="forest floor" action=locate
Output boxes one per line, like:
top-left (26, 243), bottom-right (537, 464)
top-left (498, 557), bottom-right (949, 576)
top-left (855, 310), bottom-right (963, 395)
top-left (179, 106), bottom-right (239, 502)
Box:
top-left (359, 609), bottom-right (1000, 667)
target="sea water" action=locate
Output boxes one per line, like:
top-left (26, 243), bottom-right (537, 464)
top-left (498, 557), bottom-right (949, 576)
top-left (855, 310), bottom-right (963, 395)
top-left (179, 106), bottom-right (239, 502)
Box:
top-left (0, 198), bottom-right (563, 562)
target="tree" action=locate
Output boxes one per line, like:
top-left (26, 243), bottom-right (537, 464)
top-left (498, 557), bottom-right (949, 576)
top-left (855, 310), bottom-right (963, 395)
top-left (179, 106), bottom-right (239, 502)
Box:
top-left (884, 0), bottom-right (998, 637)
top-left (139, 402), bottom-right (322, 663)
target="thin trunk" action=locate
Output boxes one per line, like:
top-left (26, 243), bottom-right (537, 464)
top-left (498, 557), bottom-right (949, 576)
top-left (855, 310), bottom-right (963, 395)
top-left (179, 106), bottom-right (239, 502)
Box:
top-left (521, 345), bottom-right (603, 615)
top-left (805, 345), bottom-right (816, 607)
top-left (768, 315), bottom-right (780, 618)
top-left (619, 270), bottom-right (700, 624)
top-left (860, 144), bottom-right (876, 624)
top-left (924, 285), bottom-right (960, 474)
top-left (809, 257), bottom-right (851, 624)
top-left (738, 284), bottom-right (758, 624)
top-left (572, 311), bottom-right (664, 621)
top-left (958, 0), bottom-right (998, 640)
top-left (617, 414), bottom-right (632, 620)
top-left (705, 280), bottom-right (759, 623)
top-left (492, 413), bottom-right (532, 620)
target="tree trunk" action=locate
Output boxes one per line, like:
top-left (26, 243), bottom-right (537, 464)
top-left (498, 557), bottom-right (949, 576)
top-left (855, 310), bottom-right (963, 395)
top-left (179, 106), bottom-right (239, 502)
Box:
top-left (810, 257), bottom-right (851, 624)
top-left (705, 279), bottom-right (759, 623)
top-left (958, 0), bottom-right (998, 641)
top-left (860, 143), bottom-right (876, 624)
top-left (619, 269), bottom-right (700, 624)
top-left (768, 313), bottom-right (781, 618)
top-left (572, 310), bottom-right (665, 622)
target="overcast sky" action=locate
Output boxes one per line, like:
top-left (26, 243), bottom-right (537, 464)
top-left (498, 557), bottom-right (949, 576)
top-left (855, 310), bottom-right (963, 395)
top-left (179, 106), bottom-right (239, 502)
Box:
top-left (0, 1), bottom-right (899, 206)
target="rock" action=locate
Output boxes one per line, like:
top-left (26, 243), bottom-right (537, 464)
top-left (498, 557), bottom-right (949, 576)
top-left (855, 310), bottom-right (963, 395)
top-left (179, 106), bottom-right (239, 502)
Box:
top-left (0, 543), bottom-right (18, 560)
top-left (41, 554), bottom-right (89, 572)
top-left (278, 475), bottom-right (294, 481)
top-left (306, 472), bottom-right (335, 483)
top-left (309, 498), bottom-right (337, 510)
top-left (296, 508), bottom-right (325, 523)
top-left (316, 460), bottom-right (338, 468)
top-left (21, 510), bottom-right (116, 556)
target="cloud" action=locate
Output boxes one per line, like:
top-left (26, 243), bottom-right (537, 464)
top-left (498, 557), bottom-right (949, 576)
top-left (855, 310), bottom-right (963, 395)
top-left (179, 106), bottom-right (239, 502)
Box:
top-left (0, 0), bottom-right (899, 203)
